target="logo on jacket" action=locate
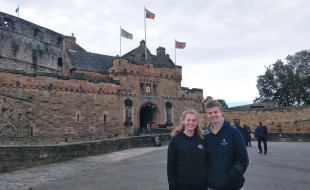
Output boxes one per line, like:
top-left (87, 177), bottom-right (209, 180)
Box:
top-left (221, 138), bottom-right (228, 145)
top-left (197, 144), bottom-right (204, 150)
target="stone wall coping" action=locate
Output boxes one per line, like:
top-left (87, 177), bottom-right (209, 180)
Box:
top-left (0, 134), bottom-right (171, 148)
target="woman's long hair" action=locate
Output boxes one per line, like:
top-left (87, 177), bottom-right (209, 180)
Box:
top-left (171, 109), bottom-right (203, 139)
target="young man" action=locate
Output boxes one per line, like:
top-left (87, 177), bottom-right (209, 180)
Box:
top-left (255, 121), bottom-right (268, 154)
top-left (204, 100), bottom-right (249, 190)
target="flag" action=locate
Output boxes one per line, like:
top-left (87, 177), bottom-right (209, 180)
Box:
top-left (175, 41), bottom-right (186, 49)
top-left (15, 6), bottom-right (19, 13)
top-left (145, 8), bottom-right (155, 20)
top-left (121, 28), bottom-right (133, 39)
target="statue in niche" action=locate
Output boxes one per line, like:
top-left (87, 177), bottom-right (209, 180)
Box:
top-left (126, 107), bottom-right (132, 123)
top-left (167, 107), bottom-right (172, 123)
top-left (124, 98), bottom-right (133, 127)
top-left (165, 101), bottom-right (173, 126)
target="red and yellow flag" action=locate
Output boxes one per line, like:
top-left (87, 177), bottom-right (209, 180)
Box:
top-left (145, 8), bottom-right (155, 20)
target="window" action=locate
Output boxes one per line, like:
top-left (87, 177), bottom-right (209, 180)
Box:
top-left (57, 37), bottom-right (63, 46)
top-left (57, 58), bottom-right (63, 67)
top-left (3, 17), bottom-right (15, 29)
top-left (34, 28), bottom-right (41, 37)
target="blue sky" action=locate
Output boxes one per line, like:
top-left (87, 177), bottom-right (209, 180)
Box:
top-left (2, 0), bottom-right (310, 107)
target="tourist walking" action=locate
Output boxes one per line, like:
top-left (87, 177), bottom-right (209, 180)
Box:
top-left (167, 110), bottom-right (207, 190)
top-left (255, 121), bottom-right (268, 154)
top-left (204, 100), bottom-right (249, 190)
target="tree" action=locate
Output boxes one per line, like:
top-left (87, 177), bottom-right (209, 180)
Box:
top-left (203, 96), bottom-right (229, 109)
top-left (217, 99), bottom-right (229, 109)
top-left (255, 50), bottom-right (310, 106)
top-left (286, 50), bottom-right (310, 105)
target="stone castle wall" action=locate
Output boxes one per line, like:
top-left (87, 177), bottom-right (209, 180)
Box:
top-left (0, 71), bottom-right (122, 144)
top-left (199, 106), bottom-right (310, 133)
top-left (0, 12), bottom-right (64, 74)
top-left (0, 71), bottom-right (202, 145)
top-left (111, 58), bottom-right (203, 129)
top-left (0, 134), bottom-right (172, 173)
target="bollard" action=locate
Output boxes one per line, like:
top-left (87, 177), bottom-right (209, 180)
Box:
top-left (154, 136), bottom-right (161, 146)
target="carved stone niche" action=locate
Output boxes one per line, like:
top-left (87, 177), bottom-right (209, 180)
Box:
top-left (124, 98), bottom-right (133, 127)
top-left (165, 101), bottom-right (173, 127)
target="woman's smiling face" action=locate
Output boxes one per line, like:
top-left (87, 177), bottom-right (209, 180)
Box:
top-left (183, 113), bottom-right (198, 133)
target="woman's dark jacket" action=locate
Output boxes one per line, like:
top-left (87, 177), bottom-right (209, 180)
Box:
top-left (167, 131), bottom-right (207, 190)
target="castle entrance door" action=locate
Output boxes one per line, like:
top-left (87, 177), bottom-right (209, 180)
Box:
top-left (139, 102), bottom-right (158, 134)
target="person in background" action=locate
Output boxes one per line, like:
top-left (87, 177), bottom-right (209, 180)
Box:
top-left (255, 121), bottom-right (268, 154)
top-left (247, 124), bottom-right (252, 146)
top-left (167, 110), bottom-right (207, 190)
top-left (204, 100), bottom-right (249, 190)
top-left (151, 122), bottom-right (156, 127)
top-left (243, 124), bottom-right (251, 146)
top-left (235, 123), bottom-right (243, 137)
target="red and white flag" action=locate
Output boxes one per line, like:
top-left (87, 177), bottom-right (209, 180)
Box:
top-left (175, 41), bottom-right (186, 49)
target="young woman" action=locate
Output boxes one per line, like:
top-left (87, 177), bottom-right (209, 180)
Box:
top-left (167, 110), bottom-right (207, 190)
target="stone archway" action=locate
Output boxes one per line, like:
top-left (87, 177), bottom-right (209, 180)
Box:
top-left (139, 102), bottom-right (159, 133)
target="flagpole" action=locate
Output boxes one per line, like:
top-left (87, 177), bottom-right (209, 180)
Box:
top-left (144, 7), bottom-right (147, 61)
top-left (175, 40), bottom-right (177, 64)
top-left (120, 26), bottom-right (122, 56)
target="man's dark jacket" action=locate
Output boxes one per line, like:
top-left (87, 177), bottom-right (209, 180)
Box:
top-left (204, 119), bottom-right (249, 190)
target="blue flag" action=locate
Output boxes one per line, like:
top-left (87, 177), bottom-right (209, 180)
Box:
top-left (15, 6), bottom-right (19, 13)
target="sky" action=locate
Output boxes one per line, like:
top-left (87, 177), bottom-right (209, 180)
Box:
top-left (2, 0), bottom-right (310, 107)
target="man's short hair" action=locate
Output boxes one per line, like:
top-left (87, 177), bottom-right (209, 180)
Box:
top-left (259, 121), bottom-right (262, 125)
top-left (205, 100), bottom-right (222, 111)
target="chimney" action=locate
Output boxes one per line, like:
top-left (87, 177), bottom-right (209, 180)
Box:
top-left (156, 46), bottom-right (166, 56)
top-left (140, 40), bottom-right (146, 46)
top-left (64, 33), bottom-right (76, 50)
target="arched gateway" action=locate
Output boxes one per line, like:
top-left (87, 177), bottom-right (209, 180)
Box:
top-left (139, 102), bottom-right (159, 133)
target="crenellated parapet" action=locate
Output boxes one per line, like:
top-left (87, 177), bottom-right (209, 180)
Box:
top-left (180, 87), bottom-right (203, 100)
top-left (110, 58), bottom-right (182, 81)
top-left (0, 71), bottom-right (120, 95)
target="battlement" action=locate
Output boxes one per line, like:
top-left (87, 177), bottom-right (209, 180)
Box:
top-left (0, 71), bottom-right (120, 95)
top-left (0, 12), bottom-right (64, 46)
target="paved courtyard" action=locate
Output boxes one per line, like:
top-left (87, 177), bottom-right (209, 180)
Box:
top-left (0, 142), bottom-right (309, 190)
